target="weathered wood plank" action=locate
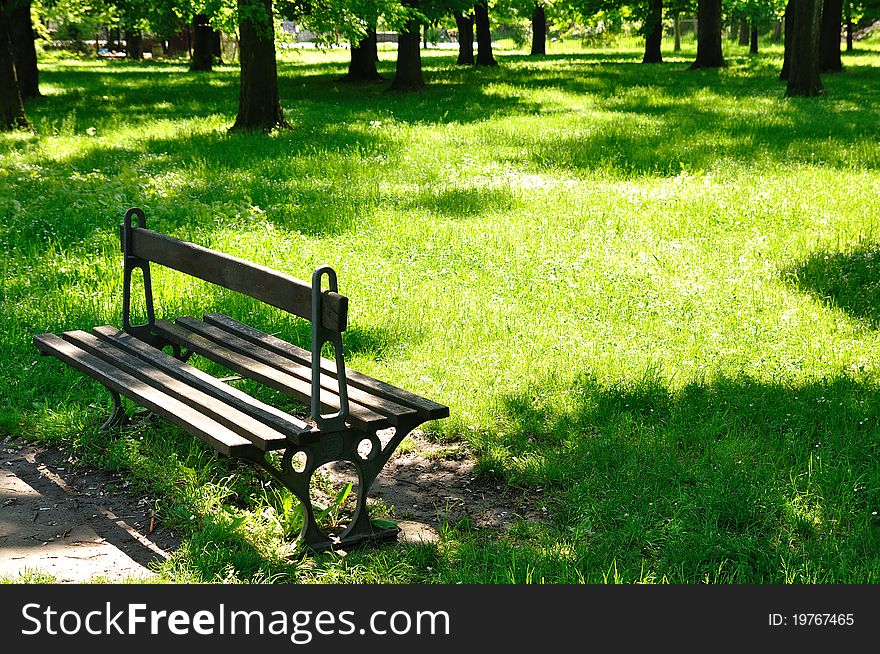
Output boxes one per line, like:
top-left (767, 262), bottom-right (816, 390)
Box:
top-left (63, 330), bottom-right (289, 452)
top-left (204, 313), bottom-right (450, 420)
top-left (176, 317), bottom-right (418, 425)
top-left (129, 228), bottom-right (348, 332)
top-left (153, 320), bottom-right (390, 431)
top-left (33, 333), bottom-right (259, 458)
top-left (92, 326), bottom-right (309, 440)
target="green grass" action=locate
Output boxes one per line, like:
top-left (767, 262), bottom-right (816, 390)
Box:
top-left (3, 39), bottom-right (880, 583)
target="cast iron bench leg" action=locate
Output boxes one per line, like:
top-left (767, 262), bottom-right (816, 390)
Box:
top-left (100, 389), bottom-right (128, 430)
top-left (253, 417), bottom-right (421, 552)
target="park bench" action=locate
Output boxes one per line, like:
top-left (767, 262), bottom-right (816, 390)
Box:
top-left (33, 208), bottom-right (449, 552)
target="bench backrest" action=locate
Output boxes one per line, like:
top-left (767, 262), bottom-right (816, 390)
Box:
top-left (128, 227), bottom-right (348, 332)
top-left (121, 209), bottom-right (347, 333)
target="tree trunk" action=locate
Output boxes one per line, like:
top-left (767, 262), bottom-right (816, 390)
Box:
top-left (780, 0), bottom-right (793, 80)
top-left (642, 0), bottom-right (663, 63)
top-left (423, 23), bottom-right (428, 49)
top-left (125, 30), bottom-right (142, 59)
top-left (771, 20), bottom-right (782, 41)
top-left (786, 0), bottom-right (824, 97)
top-left (389, 13), bottom-right (424, 91)
top-left (231, 0), bottom-right (287, 130)
top-left (0, 0), bottom-right (29, 130)
top-left (474, 1), bottom-right (496, 66)
top-left (191, 14), bottom-right (213, 71)
top-left (819, 0), bottom-right (843, 72)
top-left (531, 3), bottom-right (546, 55)
top-left (738, 17), bottom-right (749, 45)
top-left (750, 24), bottom-right (758, 53)
top-left (673, 13), bottom-right (681, 51)
top-left (341, 27), bottom-right (381, 82)
top-left (212, 28), bottom-right (223, 62)
top-left (691, 0), bottom-right (725, 68)
top-left (9, 0), bottom-right (38, 98)
top-left (454, 11), bottom-right (474, 65)
top-left (846, 20), bottom-right (852, 51)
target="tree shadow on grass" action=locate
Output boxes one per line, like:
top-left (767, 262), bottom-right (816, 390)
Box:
top-left (469, 372), bottom-right (880, 582)
top-left (785, 246), bottom-right (880, 328)
top-left (292, 53), bottom-right (880, 175)
top-left (0, 120), bottom-right (396, 253)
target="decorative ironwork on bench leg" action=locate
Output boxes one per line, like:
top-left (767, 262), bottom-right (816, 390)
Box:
top-left (100, 390), bottom-right (128, 430)
top-left (339, 423), bottom-right (415, 546)
top-left (255, 419), bottom-right (422, 552)
top-left (280, 447), bottom-right (335, 551)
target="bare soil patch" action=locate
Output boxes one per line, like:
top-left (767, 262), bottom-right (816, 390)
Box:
top-left (325, 432), bottom-right (543, 544)
top-left (0, 438), bottom-right (178, 582)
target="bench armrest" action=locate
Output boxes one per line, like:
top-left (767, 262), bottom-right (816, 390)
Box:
top-left (311, 266), bottom-right (349, 431)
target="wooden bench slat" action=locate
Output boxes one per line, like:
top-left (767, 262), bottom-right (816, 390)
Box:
top-left (153, 320), bottom-right (390, 431)
top-left (62, 330), bottom-right (290, 452)
top-left (33, 334), bottom-right (259, 458)
top-left (204, 313), bottom-right (450, 421)
top-left (176, 317), bottom-right (418, 425)
top-left (129, 228), bottom-right (348, 332)
top-left (92, 326), bottom-right (309, 441)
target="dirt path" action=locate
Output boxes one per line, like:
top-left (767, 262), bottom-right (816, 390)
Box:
top-left (1, 433), bottom-right (539, 581)
top-left (0, 440), bottom-right (178, 582)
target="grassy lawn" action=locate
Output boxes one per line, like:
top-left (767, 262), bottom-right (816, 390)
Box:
top-left (2, 38), bottom-right (880, 583)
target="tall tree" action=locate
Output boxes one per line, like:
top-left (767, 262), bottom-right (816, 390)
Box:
top-left (749, 20), bottom-right (758, 52)
top-left (339, 3), bottom-right (384, 82)
top-left (124, 28), bottom-right (143, 58)
top-left (673, 11), bottom-right (682, 50)
top-left (531, 1), bottom-right (546, 54)
top-left (738, 15), bottom-right (750, 43)
top-left (572, 0), bottom-right (674, 64)
top-left (691, 0), bottom-right (725, 67)
top-left (643, 0), bottom-right (663, 62)
top-left (1, 0), bottom-right (29, 130)
top-left (786, 0), bottom-right (824, 96)
top-left (212, 27), bottom-right (222, 59)
top-left (9, 0), bottom-right (38, 98)
top-left (232, 0), bottom-right (287, 129)
top-left (342, 25), bottom-right (382, 81)
top-left (191, 13), bottom-right (214, 70)
top-left (390, 0), bottom-right (424, 90)
top-left (454, 9), bottom-right (474, 63)
top-left (474, 0), bottom-right (496, 65)
top-left (819, 0), bottom-right (843, 71)
top-left (112, 0), bottom-right (149, 59)
top-left (667, 0), bottom-right (696, 51)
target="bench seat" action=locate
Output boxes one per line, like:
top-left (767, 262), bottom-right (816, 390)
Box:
top-left (35, 315), bottom-right (449, 449)
top-left (34, 332), bottom-right (284, 458)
